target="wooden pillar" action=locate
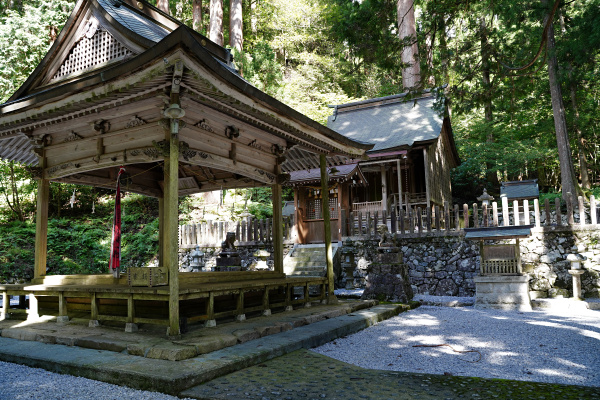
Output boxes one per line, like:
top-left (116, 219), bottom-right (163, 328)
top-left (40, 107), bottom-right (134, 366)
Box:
top-left (1, 292), bottom-right (8, 320)
top-left (380, 165), bottom-right (388, 213)
top-left (57, 292), bottom-right (69, 324)
top-left (320, 154), bottom-right (336, 303)
top-left (164, 105), bottom-right (183, 338)
top-left (158, 197), bottom-right (165, 267)
top-left (396, 159), bottom-right (403, 212)
top-left (272, 164), bottom-right (284, 274)
top-left (34, 158), bottom-right (49, 279)
top-left (423, 148), bottom-right (431, 210)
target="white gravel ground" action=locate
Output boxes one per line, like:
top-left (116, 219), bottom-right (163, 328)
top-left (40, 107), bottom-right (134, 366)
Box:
top-left (312, 305), bottom-right (600, 387)
top-left (0, 361), bottom-right (194, 400)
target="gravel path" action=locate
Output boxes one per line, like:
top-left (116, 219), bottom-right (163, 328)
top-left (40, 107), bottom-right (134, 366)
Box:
top-left (0, 361), bottom-right (194, 400)
top-left (312, 305), bottom-right (600, 387)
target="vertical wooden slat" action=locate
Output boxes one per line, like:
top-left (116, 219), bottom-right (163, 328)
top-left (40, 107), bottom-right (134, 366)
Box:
top-left (473, 204), bottom-right (479, 228)
top-left (382, 210), bottom-right (387, 227)
top-left (409, 207), bottom-right (414, 233)
top-left (391, 210), bottom-right (397, 233)
top-left (127, 294), bottom-right (134, 324)
top-left (358, 212), bottom-right (363, 236)
top-left (555, 198), bottom-right (562, 226)
top-left (567, 195), bottom-right (575, 225)
top-left (426, 207), bottom-right (432, 232)
top-left (513, 200), bottom-right (520, 226)
top-left (444, 202), bottom-right (450, 231)
top-left (463, 204), bottom-right (469, 228)
top-left (534, 199), bottom-right (541, 228)
top-left (492, 202), bottom-right (499, 227)
top-left (236, 222), bottom-right (241, 242)
top-left (341, 209), bottom-right (347, 237)
top-left (373, 211), bottom-right (379, 232)
top-left (579, 196), bottom-right (586, 226)
top-left (320, 154), bottom-right (335, 303)
top-left (367, 212), bottom-right (372, 237)
top-left (34, 154), bottom-right (49, 279)
top-left (206, 292), bottom-right (215, 326)
top-left (454, 204), bottom-right (460, 230)
top-left (399, 209), bottom-right (405, 234)
top-left (58, 292), bottom-right (68, 318)
top-left (591, 195), bottom-right (597, 225)
top-left (90, 292), bottom-right (98, 321)
top-left (545, 199), bottom-right (551, 226)
top-left (524, 200), bottom-right (530, 225)
top-left (349, 212), bottom-right (355, 236)
top-left (482, 204), bottom-right (488, 227)
top-left (253, 218), bottom-right (259, 242)
top-left (165, 125), bottom-right (180, 337)
top-left (417, 207), bottom-right (423, 235)
top-left (434, 205), bottom-right (440, 231)
top-left (502, 196), bottom-right (509, 226)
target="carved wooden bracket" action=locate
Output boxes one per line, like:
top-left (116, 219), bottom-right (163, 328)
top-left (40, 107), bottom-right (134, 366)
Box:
top-left (225, 125), bottom-right (239, 140)
top-left (93, 119), bottom-right (110, 134)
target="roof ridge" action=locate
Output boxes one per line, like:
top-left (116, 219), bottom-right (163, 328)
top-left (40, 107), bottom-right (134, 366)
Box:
top-left (328, 85), bottom-right (446, 112)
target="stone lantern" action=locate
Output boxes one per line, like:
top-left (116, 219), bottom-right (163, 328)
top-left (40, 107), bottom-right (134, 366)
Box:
top-left (477, 188), bottom-right (494, 207)
top-left (567, 253), bottom-right (586, 300)
top-left (189, 245), bottom-right (205, 272)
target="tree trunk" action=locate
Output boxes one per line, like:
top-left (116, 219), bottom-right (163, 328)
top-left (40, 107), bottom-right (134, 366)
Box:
top-left (544, 2), bottom-right (579, 202)
top-left (229, 0), bottom-right (242, 52)
top-left (438, 14), bottom-right (449, 85)
top-left (480, 16), bottom-right (499, 187)
top-left (397, 0), bottom-right (421, 90)
top-left (193, 0), bottom-right (203, 32)
top-left (209, 0), bottom-right (224, 46)
top-left (156, 0), bottom-right (170, 15)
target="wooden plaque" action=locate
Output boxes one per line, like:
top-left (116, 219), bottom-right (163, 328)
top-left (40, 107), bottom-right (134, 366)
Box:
top-left (127, 266), bottom-right (168, 287)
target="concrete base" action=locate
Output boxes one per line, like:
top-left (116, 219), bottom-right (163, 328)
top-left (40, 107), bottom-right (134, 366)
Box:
top-left (125, 323), bottom-right (138, 333)
top-left (285, 306), bottom-right (293, 312)
top-left (56, 316), bottom-right (69, 325)
top-left (204, 319), bottom-right (216, 328)
top-left (236, 314), bottom-right (247, 321)
top-left (262, 309), bottom-right (271, 317)
top-left (474, 275), bottom-right (532, 311)
top-left (304, 302), bottom-right (311, 308)
top-left (88, 320), bottom-right (100, 328)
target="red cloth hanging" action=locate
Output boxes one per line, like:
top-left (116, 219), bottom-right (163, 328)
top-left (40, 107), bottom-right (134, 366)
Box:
top-left (109, 166), bottom-right (126, 273)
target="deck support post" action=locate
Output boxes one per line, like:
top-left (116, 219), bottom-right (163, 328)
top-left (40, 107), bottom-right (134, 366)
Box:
top-left (34, 153), bottom-right (49, 279)
top-left (285, 284), bottom-right (293, 311)
top-left (262, 287), bottom-right (271, 316)
top-left (57, 292), bottom-right (69, 324)
top-left (396, 159), bottom-right (403, 213)
top-left (27, 294), bottom-right (39, 320)
top-left (1, 292), bottom-right (8, 320)
top-left (320, 154), bottom-right (337, 304)
top-left (236, 290), bottom-right (246, 321)
top-left (89, 293), bottom-right (99, 327)
top-left (125, 294), bottom-right (138, 332)
top-left (205, 292), bottom-right (216, 327)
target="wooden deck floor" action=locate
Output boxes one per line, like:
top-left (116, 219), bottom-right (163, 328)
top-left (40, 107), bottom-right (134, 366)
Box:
top-left (0, 273), bottom-right (330, 331)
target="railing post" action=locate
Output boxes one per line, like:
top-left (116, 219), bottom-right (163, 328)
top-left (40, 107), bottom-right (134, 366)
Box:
top-left (454, 204), bottom-right (460, 230)
top-left (426, 207), bottom-right (432, 232)
top-left (434, 205), bottom-right (440, 231)
top-left (409, 207), bottom-right (415, 233)
top-left (444, 202), bottom-right (450, 232)
top-left (358, 212), bottom-right (363, 236)
top-left (567, 194), bottom-right (575, 225)
top-left (399, 209), bottom-right (405, 234)
top-left (391, 210), bottom-right (397, 233)
top-left (534, 199), bottom-right (541, 228)
top-left (545, 199), bottom-right (551, 226)
top-left (555, 198), bottom-right (562, 226)
top-left (463, 204), bottom-right (469, 228)
top-left (367, 212), bottom-right (372, 237)
top-left (513, 200), bottom-right (520, 226)
top-left (579, 196), bottom-right (586, 226)
top-left (592, 195), bottom-right (597, 226)
top-left (473, 204), bottom-right (479, 228)
top-left (523, 200), bottom-right (530, 225)
top-left (502, 196), bottom-right (509, 226)
top-left (349, 211), bottom-right (355, 236)
top-left (482, 204), bottom-right (488, 227)
top-left (492, 201), bottom-right (498, 226)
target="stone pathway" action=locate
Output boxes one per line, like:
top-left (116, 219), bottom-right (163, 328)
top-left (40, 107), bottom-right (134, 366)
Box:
top-left (182, 350), bottom-right (600, 400)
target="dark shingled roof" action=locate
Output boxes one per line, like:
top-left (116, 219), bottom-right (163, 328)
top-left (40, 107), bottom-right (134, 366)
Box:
top-left (327, 95), bottom-right (443, 153)
top-left (464, 225), bottom-right (534, 240)
top-left (288, 163), bottom-right (364, 185)
top-left (500, 180), bottom-right (539, 200)
top-left (97, 0), bottom-right (169, 42)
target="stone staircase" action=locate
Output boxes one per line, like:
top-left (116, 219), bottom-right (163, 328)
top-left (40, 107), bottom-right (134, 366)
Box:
top-left (284, 244), bottom-right (340, 278)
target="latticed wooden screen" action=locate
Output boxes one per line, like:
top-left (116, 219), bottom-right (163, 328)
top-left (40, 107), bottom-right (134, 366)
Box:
top-left (53, 28), bottom-right (133, 81)
top-left (306, 197), bottom-right (338, 220)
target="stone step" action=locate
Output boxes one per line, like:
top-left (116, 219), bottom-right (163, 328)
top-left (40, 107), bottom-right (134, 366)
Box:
top-left (285, 260), bottom-right (327, 267)
top-left (285, 267), bottom-right (327, 274)
top-left (287, 271), bottom-right (327, 277)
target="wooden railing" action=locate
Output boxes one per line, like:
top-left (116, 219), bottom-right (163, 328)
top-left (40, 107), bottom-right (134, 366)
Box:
top-left (179, 216), bottom-right (296, 248)
top-left (339, 195), bottom-right (600, 237)
top-left (352, 200), bottom-right (384, 213)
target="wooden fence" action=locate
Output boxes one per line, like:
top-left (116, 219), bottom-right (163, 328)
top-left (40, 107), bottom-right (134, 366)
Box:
top-left (179, 216), bottom-right (296, 248)
top-left (340, 195), bottom-right (600, 237)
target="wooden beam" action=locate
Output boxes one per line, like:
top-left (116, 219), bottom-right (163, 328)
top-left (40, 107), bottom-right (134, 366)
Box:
top-left (55, 174), bottom-right (163, 197)
top-left (320, 154), bottom-right (336, 303)
top-left (272, 178), bottom-right (283, 275)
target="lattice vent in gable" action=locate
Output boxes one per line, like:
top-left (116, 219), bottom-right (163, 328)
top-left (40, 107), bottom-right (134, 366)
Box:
top-left (52, 27), bottom-right (133, 81)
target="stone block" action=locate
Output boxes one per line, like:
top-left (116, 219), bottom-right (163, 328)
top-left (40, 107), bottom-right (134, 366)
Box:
top-left (474, 275), bottom-right (532, 311)
top-left (146, 343), bottom-right (198, 361)
top-left (2, 328), bottom-right (39, 341)
top-left (75, 336), bottom-right (128, 353)
top-left (191, 334), bottom-right (237, 355)
top-left (254, 325), bottom-right (282, 337)
top-left (232, 329), bottom-right (260, 343)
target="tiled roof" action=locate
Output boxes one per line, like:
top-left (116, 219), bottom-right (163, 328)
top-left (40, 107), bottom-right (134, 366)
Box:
top-left (500, 180), bottom-right (539, 200)
top-left (327, 95), bottom-right (443, 153)
top-left (288, 163), bottom-right (361, 184)
top-left (98, 0), bottom-right (169, 42)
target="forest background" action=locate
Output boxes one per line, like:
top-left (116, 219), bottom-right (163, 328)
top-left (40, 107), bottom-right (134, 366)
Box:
top-left (0, 0), bottom-right (599, 281)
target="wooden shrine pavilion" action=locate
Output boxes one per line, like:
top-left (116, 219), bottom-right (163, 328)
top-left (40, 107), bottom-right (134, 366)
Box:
top-left (0, 0), bottom-right (371, 336)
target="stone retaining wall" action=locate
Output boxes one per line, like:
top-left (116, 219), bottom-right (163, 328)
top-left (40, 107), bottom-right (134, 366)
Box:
top-left (343, 226), bottom-right (600, 299)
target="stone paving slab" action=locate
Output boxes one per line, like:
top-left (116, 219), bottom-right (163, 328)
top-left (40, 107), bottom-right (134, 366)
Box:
top-left (182, 350), bottom-right (600, 400)
top-left (0, 302), bottom-right (409, 395)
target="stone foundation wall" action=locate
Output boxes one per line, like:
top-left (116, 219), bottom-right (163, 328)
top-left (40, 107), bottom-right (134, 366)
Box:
top-left (343, 226), bottom-right (600, 299)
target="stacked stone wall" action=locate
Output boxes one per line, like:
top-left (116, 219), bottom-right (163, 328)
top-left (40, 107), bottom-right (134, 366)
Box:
top-left (343, 226), bottom-right (600, 299)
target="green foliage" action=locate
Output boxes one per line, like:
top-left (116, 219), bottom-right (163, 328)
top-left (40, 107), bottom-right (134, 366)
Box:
top-left (0, 0), bottom-right (74, 102)
top-left (233, 41), bottom-right (283, 97)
